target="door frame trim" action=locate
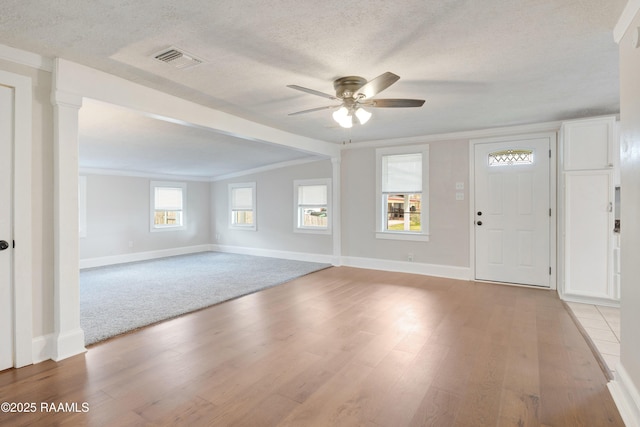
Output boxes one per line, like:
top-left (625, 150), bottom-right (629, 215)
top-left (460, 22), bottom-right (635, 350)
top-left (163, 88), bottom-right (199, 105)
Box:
top-left (469, 132), bottom-right (557, 289)
top-left (0, 69), bottom-right (33, 367)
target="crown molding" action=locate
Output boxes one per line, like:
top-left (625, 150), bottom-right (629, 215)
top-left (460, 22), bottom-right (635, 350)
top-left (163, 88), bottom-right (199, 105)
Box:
top-left (210, 157), bottom-right (326, 182)
top-left (79, 156), bottom-right (327, 183)
top-left (341, 120), bottom-right (564, 150)
top-left (0, 43), bottom-right (53, 72)
top-left (79, 167), bottom-right (211, 182)
top-left (614, 0), bottom-right (640, 43)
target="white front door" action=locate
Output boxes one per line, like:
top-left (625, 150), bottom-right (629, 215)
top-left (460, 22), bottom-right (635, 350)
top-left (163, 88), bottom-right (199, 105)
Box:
top-left (474, 137), bottom-right (551, 287)
top-left (0, 84), bottom-right (14, 370)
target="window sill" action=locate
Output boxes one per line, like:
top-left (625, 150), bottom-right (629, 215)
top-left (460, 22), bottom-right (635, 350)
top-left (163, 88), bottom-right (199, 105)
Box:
top-left (294, 227), bottom-right (331, 235)
top-left (229, 225), bottom-right (257, 231)
top-left (151, 225), bottom-right (187, 232)
top-left (375, 232), bottom-right (429, 242)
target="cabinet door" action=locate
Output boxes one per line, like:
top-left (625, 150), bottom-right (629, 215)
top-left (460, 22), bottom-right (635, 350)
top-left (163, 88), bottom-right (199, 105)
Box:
top-left (562, 117), bottom-right (614, 170)
top-left (564, 171), bottom-right (614, 299)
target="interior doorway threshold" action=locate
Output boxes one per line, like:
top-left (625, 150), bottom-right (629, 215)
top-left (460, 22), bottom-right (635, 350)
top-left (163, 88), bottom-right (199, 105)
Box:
top-left (563, 301), bottom-right (621, 380)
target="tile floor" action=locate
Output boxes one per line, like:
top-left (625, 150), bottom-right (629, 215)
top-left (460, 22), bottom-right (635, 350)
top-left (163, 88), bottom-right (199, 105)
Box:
top-left (565, 301), bottom-right (621, 373)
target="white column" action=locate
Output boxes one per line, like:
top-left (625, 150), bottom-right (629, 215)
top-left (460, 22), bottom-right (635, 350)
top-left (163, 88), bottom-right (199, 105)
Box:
top-left (331, 156), bottom-right (342, 266)
top-left (51, 86), bottom-right (86, 361)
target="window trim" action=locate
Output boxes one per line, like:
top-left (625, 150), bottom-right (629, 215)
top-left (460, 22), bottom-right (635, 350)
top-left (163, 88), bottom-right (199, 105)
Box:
top-left (150, 181), bottom-right (187, 232)
top-left (375, 144), bottom-right (430, 241)
top-left (293, 178), bottom-right (332, 235)
top-left (228, 182), bottom-right (257, 231)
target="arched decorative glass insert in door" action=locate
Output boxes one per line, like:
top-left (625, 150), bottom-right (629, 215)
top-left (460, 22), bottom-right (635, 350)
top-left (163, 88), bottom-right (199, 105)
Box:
top-left (488, 149), bottom-right (534, 166)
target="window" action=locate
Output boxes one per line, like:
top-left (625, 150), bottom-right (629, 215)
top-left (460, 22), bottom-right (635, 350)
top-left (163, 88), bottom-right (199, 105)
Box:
top-left (294, 179), bottom-right (331, 234)
top-left (150, 181), bottom-right (186, 231)
top-left (488, 149), bottom-right (533, 166)
top-left (229, 182), bottom-right (256, 230)
top-left (376, 145), bottom-right (429, 241)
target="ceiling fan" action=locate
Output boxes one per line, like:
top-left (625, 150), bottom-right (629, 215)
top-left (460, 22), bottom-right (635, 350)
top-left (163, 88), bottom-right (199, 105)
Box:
top-left (287, 72), bottom-right (425, 128)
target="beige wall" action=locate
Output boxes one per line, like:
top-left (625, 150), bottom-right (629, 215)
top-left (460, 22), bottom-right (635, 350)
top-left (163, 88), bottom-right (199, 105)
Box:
top-left (0, 59), bottom-right (54, 338)
top-left (341, 140), bottom-right (470, 267)
top-left (618, 5), bottom-right (640, 403)
top-left (79, 175), bottom-right (211, 259)
top-left (211, 159), bottom-right (334, 255)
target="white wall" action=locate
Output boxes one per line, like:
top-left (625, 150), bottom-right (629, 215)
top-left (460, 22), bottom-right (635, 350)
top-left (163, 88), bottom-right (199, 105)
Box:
top-left (614, 3), bottom-right (640, 423)
top-left (211, 159), bottom-right (333, 256)
top-left (79, 175), bottom-right (211, 260)
top-left (341, 139), bottom-right (470, 267)
top-left (0, 58), bottom-right (54, 340)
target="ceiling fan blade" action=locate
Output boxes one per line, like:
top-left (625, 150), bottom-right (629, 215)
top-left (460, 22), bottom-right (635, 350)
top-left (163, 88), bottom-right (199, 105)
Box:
top-left (288, 105), bottom-right (339, 116)
top-left (360, 98), bottom-right (425, 108)
top-left (287, 85), bottom-right (338, 100)
top-left (356, 72), bottom-right (400, 99)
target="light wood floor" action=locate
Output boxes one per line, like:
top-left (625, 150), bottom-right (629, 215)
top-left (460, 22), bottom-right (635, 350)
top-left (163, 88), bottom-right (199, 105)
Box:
top-left (0, 267), bottom-right (624, 426)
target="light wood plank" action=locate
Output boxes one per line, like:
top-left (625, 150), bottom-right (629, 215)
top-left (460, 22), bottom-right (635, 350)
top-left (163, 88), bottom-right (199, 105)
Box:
top-left (0, 266), bottom-right (624, 426)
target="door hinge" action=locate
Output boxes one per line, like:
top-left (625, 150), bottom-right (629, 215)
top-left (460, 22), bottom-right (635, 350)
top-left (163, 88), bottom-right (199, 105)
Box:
top-left (13, 240), bottom-right (15, 248)
top-left (549, 149), bottom-right (551, 158)
top-left (549, 267), bottom-right (552, 275)
top-left (549, 208), bottom-right (552, 217)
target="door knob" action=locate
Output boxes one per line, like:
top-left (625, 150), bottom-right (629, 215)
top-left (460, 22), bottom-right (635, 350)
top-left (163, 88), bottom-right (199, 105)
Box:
top-left (0, 240), bottom-right (9, 251)
top-left (477, 211), bottom-right (482, 216)
top-left (476, 221), bottom-right (483, 226)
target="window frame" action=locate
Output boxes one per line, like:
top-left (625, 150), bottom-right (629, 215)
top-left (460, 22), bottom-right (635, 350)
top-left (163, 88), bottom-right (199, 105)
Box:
top-left (375, 144), bottom-right (430, 241)
top-left (228, 182), bottom-right (257, 231)
top-left (150, 181), bottom-right (187, 232)
top-left (293, 178), bottom-right (331, 235)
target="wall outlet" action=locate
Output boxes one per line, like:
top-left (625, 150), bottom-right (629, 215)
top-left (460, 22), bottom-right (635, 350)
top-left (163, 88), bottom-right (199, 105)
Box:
top-left (456, 192), bottom-right (464, 201)
top-left (455, 182), bottom-right (464, 190)
top-left (407, 253), bottom-right (414, 262)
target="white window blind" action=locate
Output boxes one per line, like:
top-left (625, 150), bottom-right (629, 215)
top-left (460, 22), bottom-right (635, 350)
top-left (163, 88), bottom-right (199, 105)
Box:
top-left (155, 187), bottom-right (183, 210)
top-left (231, 187), bottom-right (253, 210)
top-left (150, 181), bottom-right (187, 231)
top-left (298, 185), bottom-right (327, 205)
top-left (381, 153), bottom-right (422, 193)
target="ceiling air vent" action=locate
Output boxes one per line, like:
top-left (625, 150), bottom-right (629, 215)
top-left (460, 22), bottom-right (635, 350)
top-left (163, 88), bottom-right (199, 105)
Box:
top-left (153, 47), bottom-right (204, 70)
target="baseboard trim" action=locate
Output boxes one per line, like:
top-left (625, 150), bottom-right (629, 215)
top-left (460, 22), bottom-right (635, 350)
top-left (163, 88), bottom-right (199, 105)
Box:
top-left (32, 334), bottom-right (54, 364)
top-left (559, 292), bottom-right (621, 308)
top-left (80, 245), bottom-right (212, 269)
top-left (341, 256), bottom-right (472, 281)
top-left (210, 244), bottom-right (336, 265)
top-left (609, 363), bottom-right (640, 427)
top-left (52, 328), bottom-right (86, 362)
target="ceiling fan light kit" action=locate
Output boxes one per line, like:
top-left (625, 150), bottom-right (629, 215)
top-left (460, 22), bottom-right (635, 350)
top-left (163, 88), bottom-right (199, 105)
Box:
top-left (331, 104), bottom-right (372, 128)
top-left (332, 106), bottom-right (352, 128)
top-left (287, 72), bottom-right (425, 128)
top-left (355, 107), bottom-right (372, 124)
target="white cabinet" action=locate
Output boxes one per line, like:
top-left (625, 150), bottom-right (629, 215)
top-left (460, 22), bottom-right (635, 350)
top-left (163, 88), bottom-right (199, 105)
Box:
top-left (562, 117), bottom-right (615, 170)
top-left (564, 171), bottom-right (614, 299)
top-left (560, 116), bottom-right (618, 305)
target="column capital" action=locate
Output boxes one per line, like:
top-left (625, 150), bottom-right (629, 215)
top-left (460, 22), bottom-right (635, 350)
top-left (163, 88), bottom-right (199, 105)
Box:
top-left (51, 90), bottom-right (83, 109)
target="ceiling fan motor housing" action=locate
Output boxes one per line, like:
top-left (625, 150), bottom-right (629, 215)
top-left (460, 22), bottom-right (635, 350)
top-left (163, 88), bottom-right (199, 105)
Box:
top-left (333, 76), bottom-right (367, 99)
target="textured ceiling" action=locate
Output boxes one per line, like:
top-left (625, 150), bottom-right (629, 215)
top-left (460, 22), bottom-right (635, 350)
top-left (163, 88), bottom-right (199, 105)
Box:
top-left (0, 0), bottom-right (627, 175)
top-left (78, 100), bottom-right (318, 179)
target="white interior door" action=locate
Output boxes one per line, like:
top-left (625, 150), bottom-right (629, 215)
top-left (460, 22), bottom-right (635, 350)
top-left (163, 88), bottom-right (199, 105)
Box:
top-left (0, 84), bottom-right (14, 370)
top-left (474, 137), bottom-right (551, 287)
